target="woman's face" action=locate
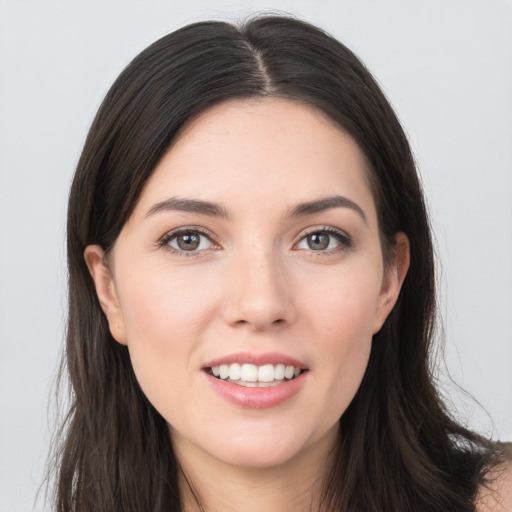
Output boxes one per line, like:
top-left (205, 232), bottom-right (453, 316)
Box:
top-left (86, 98), bottom-right (407, 470)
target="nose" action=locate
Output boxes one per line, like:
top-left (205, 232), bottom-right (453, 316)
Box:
top-left (221, 247), bottom-right (296, 332)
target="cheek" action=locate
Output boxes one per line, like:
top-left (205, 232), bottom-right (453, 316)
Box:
top-left (118, 264), bottom-right (220, 341)
top-left (114, 266), bottom-right (221, 406)
top-left (300, 265), bottom-right (381, 407)
top-left (313, 290), bottom-right (374, 389)
top-left (303, 262), bottom-right (383, 340)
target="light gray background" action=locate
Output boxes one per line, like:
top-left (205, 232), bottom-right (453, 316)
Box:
top-left (0, 1), bottom-right (511, 510)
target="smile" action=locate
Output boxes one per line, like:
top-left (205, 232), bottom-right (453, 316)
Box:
top-left (203, 353), bottom-right (309, 408)
top-left (208, 363), bottom-right (303, 387)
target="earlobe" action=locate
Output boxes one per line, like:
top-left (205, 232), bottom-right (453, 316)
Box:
top-left (373, 232), bottom-right (410, 334)
top-left (83, 245), bottom-right (127, 345)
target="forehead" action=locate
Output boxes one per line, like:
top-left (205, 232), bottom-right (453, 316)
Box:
top-left (135, 97), bottom-right (376, 222)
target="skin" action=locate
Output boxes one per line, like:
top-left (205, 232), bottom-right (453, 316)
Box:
top-left (85, 98), bottom-right (410, 511)
top-left (476, 457), bottom-right (512, 512)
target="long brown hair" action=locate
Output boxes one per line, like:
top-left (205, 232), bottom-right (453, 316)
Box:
top-left (51, 15), bottom-right (506, 511)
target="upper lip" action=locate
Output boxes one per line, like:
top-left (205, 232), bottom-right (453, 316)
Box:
top-left (203, 351), bottom-right (308, 369)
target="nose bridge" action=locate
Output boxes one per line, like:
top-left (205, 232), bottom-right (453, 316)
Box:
top-left (222, 239), bottom-right (294, 331)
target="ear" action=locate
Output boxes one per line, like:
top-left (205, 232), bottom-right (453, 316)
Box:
top-left (373, 232), bottom-right (410, 334)
top-left (84, 245), bottom-right (127, 345)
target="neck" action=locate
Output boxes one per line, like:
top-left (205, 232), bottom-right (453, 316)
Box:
top-left (173, 426), bottom-right (338, 512)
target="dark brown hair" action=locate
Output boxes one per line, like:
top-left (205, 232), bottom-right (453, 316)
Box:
top-left (52, 15), bottom-right (506, 511)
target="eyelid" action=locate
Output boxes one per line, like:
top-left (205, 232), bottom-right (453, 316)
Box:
top-left (157, 226), bottom-right (221, 255)
top-left (294, 225), bottom-right (352, 252)
top-left (156, 224), bottom-right (352, 256)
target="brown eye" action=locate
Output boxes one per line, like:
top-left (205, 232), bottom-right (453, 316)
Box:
top-left (165, 230), bottom-right (213, 252)
top-left (295, 228), bottom-right (351, 253)
top-left (176, 233), bottom-right (200, 250)
top-left (307, 233), bottom-right (330, 250)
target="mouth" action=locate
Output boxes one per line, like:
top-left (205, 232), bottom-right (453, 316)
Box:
top-left (206, 363), bottom-right (306, 388)
top-left (203, 354), bottom-right (309, 408)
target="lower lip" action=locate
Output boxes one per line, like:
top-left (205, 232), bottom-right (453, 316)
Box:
top-left (205, 371), bottom-right (307, 409)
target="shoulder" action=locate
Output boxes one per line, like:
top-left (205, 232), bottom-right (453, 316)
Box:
top-left (475, 456), bottom-right (512, 512)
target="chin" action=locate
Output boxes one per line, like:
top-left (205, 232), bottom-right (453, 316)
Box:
top-left (213, 440), bottom-right (307, 469)
top-left (197, 418), bottom-right (333, 470)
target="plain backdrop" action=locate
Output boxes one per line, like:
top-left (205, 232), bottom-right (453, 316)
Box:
top-left (0, 1), bottom-right (511, 510)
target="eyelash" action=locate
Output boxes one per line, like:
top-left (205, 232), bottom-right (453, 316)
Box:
top-left (157, 227), bottom-right (219, 257)
top-left (296, 226), bottom-right (352, 255)
top-left (157, 226), bottom-right (352, 257)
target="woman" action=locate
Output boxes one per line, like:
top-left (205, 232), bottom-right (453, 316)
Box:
top-left (52, 15), bottom-right (511, 511)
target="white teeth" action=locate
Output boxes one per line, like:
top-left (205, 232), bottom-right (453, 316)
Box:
top-left (236, 380), bottom-right (282, 388)
top-left (229, 363), bottom-right (241, 380)
top-left (219, 364), bottom-right (229, 380)
top-left (209, 362), bottom-right (303, 383)
top-left (284, 365), bottom-right (295, 379)
top-left (240, 364), bottom-right (258, 382)
top-left (258, 364), bottom-right (275, 382)
top-left (275, 363), bottom-right (285, 380)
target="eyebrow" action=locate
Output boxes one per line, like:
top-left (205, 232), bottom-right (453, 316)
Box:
top-left (145, 194), bottom-right (367, 224)
top-left (285, 195), bottom-right (367, 224)
top-left (145, 197), bottom-right (230, 219)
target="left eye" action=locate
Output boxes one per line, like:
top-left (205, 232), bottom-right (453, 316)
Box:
top-left (296, 231), bottom-right (346, 251)
top-left (166, 231), bottom-right (213, 252)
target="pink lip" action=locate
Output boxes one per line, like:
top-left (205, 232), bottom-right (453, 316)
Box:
top-left (203, 351), bottom-right (308, 369)
top-left (205, 371), bottom-right (307, 409)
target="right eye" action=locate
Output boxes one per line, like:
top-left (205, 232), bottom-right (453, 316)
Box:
top-left (159, 228), bottom-right (216, 254)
